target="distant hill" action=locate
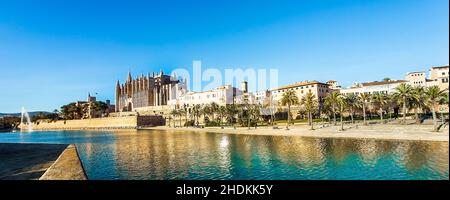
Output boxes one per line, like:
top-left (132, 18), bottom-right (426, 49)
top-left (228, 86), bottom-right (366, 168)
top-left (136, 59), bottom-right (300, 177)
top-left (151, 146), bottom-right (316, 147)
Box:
top-left (0, 111), bottom-right (51, 118)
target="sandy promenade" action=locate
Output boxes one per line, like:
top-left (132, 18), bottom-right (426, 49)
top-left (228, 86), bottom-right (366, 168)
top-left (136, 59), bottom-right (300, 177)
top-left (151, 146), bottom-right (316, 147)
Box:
top-left (142, 123), bottom-right (449, 142)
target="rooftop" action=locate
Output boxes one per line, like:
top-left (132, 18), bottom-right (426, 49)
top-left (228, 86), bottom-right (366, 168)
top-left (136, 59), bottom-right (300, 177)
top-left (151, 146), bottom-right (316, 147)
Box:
top-left (272, 80), bottom-right (328, 91)
top-left (347, 80), bottom-right (407, 88)
top-left (406, 71), bottom-right (425, 75)
top-left (430, 65), bottom-right (449, 70)
top-left (360, 80), bottom-right (407, 87)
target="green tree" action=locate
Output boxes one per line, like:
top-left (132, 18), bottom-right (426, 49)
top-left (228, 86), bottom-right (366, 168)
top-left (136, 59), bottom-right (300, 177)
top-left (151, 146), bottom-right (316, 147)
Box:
top-left (202, 104), bottom-right (212, 122)
top-left (343, 93), bottom-right (358, 124)
top-left (425, 86), bottom-right (447, 131)
top-left (226, 104), bottom-right (238, 128)
top-left (61, 103), bottom-right (85, 120)
top-left (218, 106), bottom-right (226, 128)
top-left (410, 86), bottom-right (426, 124)
top-left (249, 104), bottom-right (261, 129)
top-left (324, 92), bottom-right (340, 125)
top-left (337, 94), bottom-right (346, 131)
top-left (392, 83), bottom-right (414, 124)
top-left (178, 108), bottom-right (186, 127)
top-left (439, 93), bottom-right (449, 125)
top-left (262, 96), bottom-right (277, 127)
top-left (372, 92), bottom-right (389, 122)
top-left (210, 102), bottom-right (219, 122)
top-left (301, 92), bottom-right (318, 130)
top-left (170, 109), bottom-right (179, 127)
top-left (191, 104), bottom-right (202, 127)
top-left (90, 101), bottom-right (109, 118)
top-left (280, 90), bottom-right (299, 130)
top-left (359, 93), bottom-right (371, 125)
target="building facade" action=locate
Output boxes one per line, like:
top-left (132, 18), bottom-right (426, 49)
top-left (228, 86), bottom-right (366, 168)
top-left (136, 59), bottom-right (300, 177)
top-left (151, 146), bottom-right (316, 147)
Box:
top-left (269, 80), bottom-right (333, 119)
top-left (115, 71), bottom-right (183, 112)
top-left (271, 80), bottom-right (332, 104)
top-left (170, 85), bottom-right (243, 108)
top-left (428, 65), bottom-right (449, 91)
top-left (340, 80), bottom-right (407, 95)
top-left (405, 71), bottom-right (427, 87)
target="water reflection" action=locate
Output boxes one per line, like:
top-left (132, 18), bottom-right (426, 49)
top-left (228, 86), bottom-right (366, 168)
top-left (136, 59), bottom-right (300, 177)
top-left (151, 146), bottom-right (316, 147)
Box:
top-left (0, 130), bottom-right (448, 180)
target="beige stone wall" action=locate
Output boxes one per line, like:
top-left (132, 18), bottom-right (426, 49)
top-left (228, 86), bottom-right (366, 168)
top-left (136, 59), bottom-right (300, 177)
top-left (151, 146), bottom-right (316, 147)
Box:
top-left (21, 115), bottom-right (165, 130)
top-left (137, 115), bottom-right (166, 126)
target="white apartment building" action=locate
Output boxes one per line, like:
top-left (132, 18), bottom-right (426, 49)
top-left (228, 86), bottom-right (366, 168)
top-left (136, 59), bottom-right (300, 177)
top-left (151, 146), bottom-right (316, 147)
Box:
top-left (169, 85), bottom-right (244, 108)
top-left (340, 80), bottom-right (407, 95)
top-left (427, 65), bottom-right (449, 91)
top-left (405, 71), bottom-right (427, 87)
top-left (254, 90), bottom-right (271, 104)
top-left (270, 80), bottom-right (333, 103)
top-left (341, 65), bottom-right (449, 96)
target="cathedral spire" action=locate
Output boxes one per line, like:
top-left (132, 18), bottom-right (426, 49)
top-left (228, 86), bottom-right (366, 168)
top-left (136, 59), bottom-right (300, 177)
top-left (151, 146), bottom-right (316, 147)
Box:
top-left (127, 70), bottom-right (132, 82)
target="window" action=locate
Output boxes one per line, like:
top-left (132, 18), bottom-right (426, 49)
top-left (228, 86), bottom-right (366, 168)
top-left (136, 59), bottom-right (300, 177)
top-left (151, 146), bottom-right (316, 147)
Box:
top-left (442, 78), bottom-right (449, 83)
top-left (443, 72), bottom-right (446, 76)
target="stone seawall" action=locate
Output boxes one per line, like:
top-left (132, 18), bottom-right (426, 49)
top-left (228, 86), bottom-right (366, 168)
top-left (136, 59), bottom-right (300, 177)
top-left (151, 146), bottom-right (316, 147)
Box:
top-left (39, 144), bottom-right (87, 180)
top-left (22, 115), bottom-right (165, 130)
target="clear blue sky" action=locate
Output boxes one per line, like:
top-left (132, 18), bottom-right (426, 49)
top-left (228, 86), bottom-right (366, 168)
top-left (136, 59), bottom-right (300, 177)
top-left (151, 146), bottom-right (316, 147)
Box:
top-left (0, 0), bottom-right (448, 113)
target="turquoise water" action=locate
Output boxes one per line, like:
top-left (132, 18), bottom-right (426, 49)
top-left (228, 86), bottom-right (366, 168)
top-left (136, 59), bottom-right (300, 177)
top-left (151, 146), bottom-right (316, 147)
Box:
top-left (0, 130), bottom-right (448, 180)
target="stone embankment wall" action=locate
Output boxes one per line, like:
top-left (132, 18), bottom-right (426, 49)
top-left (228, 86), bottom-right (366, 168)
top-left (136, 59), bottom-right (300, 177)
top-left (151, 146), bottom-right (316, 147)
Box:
top-left (39, 144), bottom-right (87, 180)
top-left (22, 115), bottom-right (165, 130)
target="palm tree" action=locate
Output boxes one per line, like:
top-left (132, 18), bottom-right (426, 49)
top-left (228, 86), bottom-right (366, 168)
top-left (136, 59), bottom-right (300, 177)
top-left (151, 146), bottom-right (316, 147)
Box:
top-left (324, 92), bottom-right (340, 125)
top-left (386, 93), bottom-right (398, 120)
top-left (337, 94), bottom-right (346, 131)
top-left (262, 96), bottom-right (277, 127)
top-left (410, 86), bottom-right (426, 124)
top-left (210, 102), bottom-right (219, 122)
top-left (183, 106), bottom-right (188, 127)
top-left (439, 93), bottom-right (449, 125)
top-left (359, 93), bottom-right (371, 125)
top-left (202, 104), bottom-right (212, 122)
top-left (178, 108), bottom-right (185, 127)
top-left (343, 93), bottom-right (358, 124)
top-left (249, 104), bottom-right (261, 129)
top-left (192, 104), bottom-right (202, 127)
top-left (301, 92), bottom-right (318, 130)
top-left (425, 86), bottom-right (447, 131)
top-left (226, 104), bottom-right (238, 128)
top-left (392, 83), bottom-right (413, 124)
top-left (170, 109), bottom-right (178, 128)
top-left (372, 92), bottom-right (388, 122)
top-left (280, 90), bottom-right (299, 130)
top-left (218, 106), bottom-right (226, 128)
top-left (321, 100), bottom-right (333, 124)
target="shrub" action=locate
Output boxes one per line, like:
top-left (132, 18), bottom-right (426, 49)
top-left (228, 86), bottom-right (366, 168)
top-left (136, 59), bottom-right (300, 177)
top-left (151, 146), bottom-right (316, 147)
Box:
top-left (205, 121), bottom-right (220, 127)
top-left (184, 120), bottom-right (195, 127)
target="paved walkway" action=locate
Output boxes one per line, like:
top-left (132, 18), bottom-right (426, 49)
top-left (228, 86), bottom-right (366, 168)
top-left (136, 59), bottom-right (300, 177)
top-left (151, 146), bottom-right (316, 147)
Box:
top-left (0, 143), bottom-right (87, 180)
top-left (144, 123), bottom-right (449, 142)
